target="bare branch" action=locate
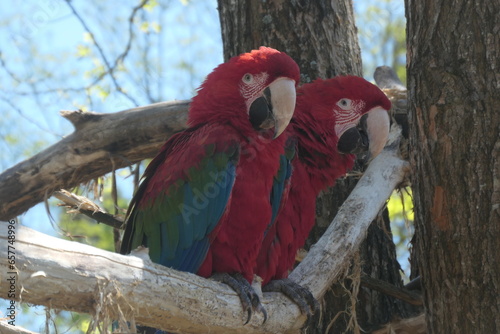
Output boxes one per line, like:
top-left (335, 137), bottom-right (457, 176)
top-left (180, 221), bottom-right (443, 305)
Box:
top-left (360, 274), bottom-right (423, 306)
top-left (0, 95), bottom-right (62, 137)
top-left (0, 322), bottom-right (39, 334)
top-left (405, 276), bottom-right (422, 291)
top-left (53, 189), bottom-right (124, 229)
top-left (376, 66), bottom-right (409, 141)
top-left (372, 314), bottom-right (427, 334)
top-left (0, 100), bottom-right (189, 221)
top-left (0, 52), bottom-right (22, 83)
top-left (64, 0), bottom-right (150, 106)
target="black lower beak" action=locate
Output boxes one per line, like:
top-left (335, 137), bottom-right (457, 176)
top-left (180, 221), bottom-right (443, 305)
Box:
top-left (249, 88), bottom-right (274, 131)
top-left (337, 115), bottom-right (369, 154)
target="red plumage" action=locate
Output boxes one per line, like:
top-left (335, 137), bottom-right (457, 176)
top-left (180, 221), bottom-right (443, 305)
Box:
top-left (256, 76), bottom-right (391, 285)
top-left (190, 47), bottom-right (300, 283)
top-left (120, 47), bottom-right (300, 331)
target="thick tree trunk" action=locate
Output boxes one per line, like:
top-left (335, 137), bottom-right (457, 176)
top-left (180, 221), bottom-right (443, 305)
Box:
top-left (406, 0), bottom-right (500, 332)
top-left (217, 0), bottom-right (362, 79)
top-left (218, 1), bottom-right (415, 332)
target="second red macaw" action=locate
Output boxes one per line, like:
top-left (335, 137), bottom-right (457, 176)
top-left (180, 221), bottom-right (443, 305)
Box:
top-left (256, 76), bottom-right (391, 313)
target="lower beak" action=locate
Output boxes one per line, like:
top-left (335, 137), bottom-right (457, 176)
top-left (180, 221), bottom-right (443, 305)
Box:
top-left (337, 107), bottom-right (390, 158)
top-left (248, 78), bottom-right (296, 139)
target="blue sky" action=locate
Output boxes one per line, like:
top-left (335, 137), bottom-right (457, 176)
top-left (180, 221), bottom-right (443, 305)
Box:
top-left (0, 1), bottom-right (406, 331)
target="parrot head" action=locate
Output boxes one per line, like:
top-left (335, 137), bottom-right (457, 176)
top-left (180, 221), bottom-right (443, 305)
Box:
top-left (296, 76), bottom-right (391, 160)
top-left (188, 46), bottom-right (300, 138)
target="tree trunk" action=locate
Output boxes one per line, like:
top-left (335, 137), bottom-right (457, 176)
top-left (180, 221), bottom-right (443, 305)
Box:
top-left (217, 0), bottom-right (362, 79)
top-left (406, 0), bottom-right (500, 332)
top-left (218, 1), bottom-right (415, 332)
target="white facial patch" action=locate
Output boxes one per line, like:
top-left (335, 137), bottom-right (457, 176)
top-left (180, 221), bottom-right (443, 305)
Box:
top-left (333, 100), bottom-right (365, 138)
top-left (241, 72), bottom-right (270, 111)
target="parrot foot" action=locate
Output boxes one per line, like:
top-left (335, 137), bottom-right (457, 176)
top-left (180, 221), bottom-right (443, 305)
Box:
top-left (263, 278), bottom-right (319, 318)
top-left (211, 272), bottom-right (268, 324)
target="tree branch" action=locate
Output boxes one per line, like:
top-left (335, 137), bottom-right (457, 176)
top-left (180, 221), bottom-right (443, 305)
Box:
top-left (0, 322), bottom-right (39, 334)
top-left (64, 0), bottom-right (150, 106)
top-left (53, 189), bottom-right (124, 229)
top-left (372, 314), bottom-right (427, 334)
top-left (0, 100), bottom-right (189, 221)
top-left (360, 274), bottom-right (423, 306)
top-left (0, 125), bottom-right (409, 333)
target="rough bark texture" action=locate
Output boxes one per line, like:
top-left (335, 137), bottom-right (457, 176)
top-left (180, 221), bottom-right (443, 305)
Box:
top-left (218, 1), bottom-right (415, 332)
top-left (406, 0), bottom-right (500, 332)
top-left (0, 101), bottom-right (189, 221)
top-left (217, 0), bottom-right (362, 80)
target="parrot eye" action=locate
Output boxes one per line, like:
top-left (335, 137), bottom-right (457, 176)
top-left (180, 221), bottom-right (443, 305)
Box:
top-left (242, 73), bottom-right (253, 84)
top-left (337, 98), bottom-right (352, 110)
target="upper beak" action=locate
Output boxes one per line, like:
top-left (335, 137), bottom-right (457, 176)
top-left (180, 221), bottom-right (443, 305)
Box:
top-left (364, 107), bottom-right (390, 158)
top-left (248, 78), bottom-right (296, 139)
top-left (337, 106), bottom-right (390, 158)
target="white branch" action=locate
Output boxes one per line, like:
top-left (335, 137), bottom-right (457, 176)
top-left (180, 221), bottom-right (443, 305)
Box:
top-left (0, 125), bottom-right (409, 333)
top-left (0, 322), bottom-right (39, 334)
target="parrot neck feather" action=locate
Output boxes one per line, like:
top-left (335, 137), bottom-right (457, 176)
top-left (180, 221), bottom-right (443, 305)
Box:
top-left (292, 116), bottom-right (355, 193)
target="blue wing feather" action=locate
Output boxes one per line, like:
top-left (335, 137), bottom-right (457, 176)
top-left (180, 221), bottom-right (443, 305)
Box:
top-left (120, 125), bottom-right (239, 275)
top-left (266, 137), bottom-right (296, 236)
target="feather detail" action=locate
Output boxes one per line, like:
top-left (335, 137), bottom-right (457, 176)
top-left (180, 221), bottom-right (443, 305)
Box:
top-left (121, 123), bottom-right (240, 274)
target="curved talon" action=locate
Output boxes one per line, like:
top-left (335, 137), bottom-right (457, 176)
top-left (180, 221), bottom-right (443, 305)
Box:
top-left (211, 272), bottom-right (267, 324)
top-left (251, 295), bottom-right (268, 323)
top-left (263, 278), bottom-right (319, 318)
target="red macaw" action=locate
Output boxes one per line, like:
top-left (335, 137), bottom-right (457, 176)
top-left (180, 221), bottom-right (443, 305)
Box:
top-left (120, 47), bottom-right (300, 327)
top-left (256, 76), bottom-right (391, 313)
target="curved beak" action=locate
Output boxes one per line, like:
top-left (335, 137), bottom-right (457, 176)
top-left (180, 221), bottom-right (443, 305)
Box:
top-left (248, 78), bottom-right (296, 139)
top-left (364, 107), bottom-right (390, 158)
top-left (337, 106), bottom-right (390, 159)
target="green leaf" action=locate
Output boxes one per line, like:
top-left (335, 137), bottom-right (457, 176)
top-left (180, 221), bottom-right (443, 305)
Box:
top-left (76, 45), bottom-right (91, 57)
